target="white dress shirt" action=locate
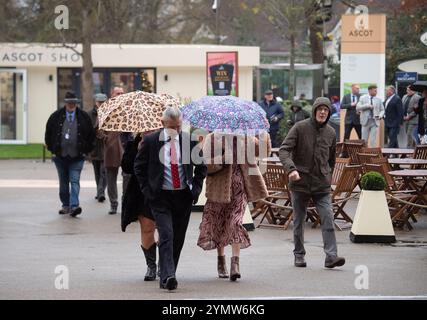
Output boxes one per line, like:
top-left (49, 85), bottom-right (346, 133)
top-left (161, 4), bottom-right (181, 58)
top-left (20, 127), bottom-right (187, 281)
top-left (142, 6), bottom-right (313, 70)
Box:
top-left (162, 130), bottom-right (186, 190)
top-left (385, 94), bottom-right (395, 110)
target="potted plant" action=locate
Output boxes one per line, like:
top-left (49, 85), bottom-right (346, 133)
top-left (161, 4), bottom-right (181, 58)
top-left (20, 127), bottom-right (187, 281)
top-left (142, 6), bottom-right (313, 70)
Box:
top-left (350, 172), bottom-right (396, 243)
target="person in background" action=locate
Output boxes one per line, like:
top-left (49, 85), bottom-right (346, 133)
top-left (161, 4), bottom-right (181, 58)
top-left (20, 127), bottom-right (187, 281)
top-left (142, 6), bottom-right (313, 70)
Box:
top-left (44, 91), bottom-right (95, 217)
top-left (415, 88), bottom-right (427, 144)
top-left (102, 87), bottom-right (125, 215)
top-left (298, 93), bottom-right (307, 104)
top-left (384, 85), bottom-right (404, 149)
top-left (356, 85), bottom-right (384, 147)
top-left (330, 96), bottom-right (341, 117)
top-left (288, 100), bottom-right (310, 129)
top-left (121, 130), bottom-right (159, 281)
top-left (402, 84), bottom-right (420, 148)
top-left (259, 89), bottom-right (284, 148)
top-left (89, 93), bottom-right (108, 203)
top-left (340, 84), bottom-right (361, 140)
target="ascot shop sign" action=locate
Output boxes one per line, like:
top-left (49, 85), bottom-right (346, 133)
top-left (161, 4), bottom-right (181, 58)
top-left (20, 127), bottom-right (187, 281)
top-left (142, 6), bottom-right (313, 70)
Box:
top-left (0, 45), bottom-right (82, 66)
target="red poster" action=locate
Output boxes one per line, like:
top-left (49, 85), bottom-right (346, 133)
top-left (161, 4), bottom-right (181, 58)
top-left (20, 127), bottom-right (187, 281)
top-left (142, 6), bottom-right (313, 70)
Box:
top-left (206, 52), bottom-right (239, 96)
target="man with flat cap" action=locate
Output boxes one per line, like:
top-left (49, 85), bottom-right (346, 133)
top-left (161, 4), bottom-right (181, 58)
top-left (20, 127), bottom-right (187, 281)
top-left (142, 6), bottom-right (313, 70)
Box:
top-left (259, 89), bottom-right (285, 147)
top-left (45, 91), bottom-right (95, 217)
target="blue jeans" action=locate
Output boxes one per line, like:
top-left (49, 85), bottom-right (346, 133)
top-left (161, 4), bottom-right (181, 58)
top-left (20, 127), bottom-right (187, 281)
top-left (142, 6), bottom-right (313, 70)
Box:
top-left (412, 126), bottom-right (421, 145)
top-left (53, 156), bottom-right (85, 208)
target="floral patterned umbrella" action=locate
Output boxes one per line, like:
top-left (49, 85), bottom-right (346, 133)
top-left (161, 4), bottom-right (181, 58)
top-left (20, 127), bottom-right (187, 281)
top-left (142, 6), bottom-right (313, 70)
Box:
top-left (98, 91), bottom-right (181, 132)
top-left (181, 95), bottom-right (269, 134)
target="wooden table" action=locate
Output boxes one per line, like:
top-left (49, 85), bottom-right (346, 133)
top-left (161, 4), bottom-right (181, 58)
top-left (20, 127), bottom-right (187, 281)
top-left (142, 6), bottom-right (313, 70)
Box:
top-left (388, 170), bottom-right (427, 204)
top-left (388, 170), bottom-right (427, 229)
top-left (388, 158), bottom-right (427, 169)
top-left (262, 156), bottom-right (280, 162)
top-left (381, 148), bottom-right (414, 158)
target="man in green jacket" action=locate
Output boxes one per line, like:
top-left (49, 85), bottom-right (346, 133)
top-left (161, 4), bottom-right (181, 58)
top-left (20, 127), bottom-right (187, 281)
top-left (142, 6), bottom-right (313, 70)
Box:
top-left (279, 97), bottom-right (345, 269)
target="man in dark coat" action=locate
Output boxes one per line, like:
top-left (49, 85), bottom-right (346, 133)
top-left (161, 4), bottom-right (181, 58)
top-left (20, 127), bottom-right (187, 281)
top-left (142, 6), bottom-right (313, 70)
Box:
top-left (259, 90), bottom-right (285, 148)
top-left (134, 107), bottom-right (207, 290)
top-left (279, 97), bottom-right (345, 269)
top-left (89, 93), bottom-right (108, 202)
top-left (340, 83), bottom-right (361, 139)
top-left (415, 88), bottom-right (427, 143)
top-left (45, 91), bottom-right (95, 217)
top-left (384, 85), bottom-right (404, 148)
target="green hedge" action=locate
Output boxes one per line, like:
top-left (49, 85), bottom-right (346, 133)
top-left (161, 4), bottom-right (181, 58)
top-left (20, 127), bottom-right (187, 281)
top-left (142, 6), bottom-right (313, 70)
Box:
top-left (0, 144), bottom-right (51, 159)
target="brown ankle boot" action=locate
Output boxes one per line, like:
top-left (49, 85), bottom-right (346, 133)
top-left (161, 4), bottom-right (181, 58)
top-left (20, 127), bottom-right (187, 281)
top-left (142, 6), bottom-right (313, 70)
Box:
top-left (217, 256), bottom-right (229, 278)
top-left (230, 256), bottom-right (241, 282)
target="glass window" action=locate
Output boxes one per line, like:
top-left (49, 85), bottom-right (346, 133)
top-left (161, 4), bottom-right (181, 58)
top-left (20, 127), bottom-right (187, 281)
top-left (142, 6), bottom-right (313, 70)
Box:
top-left (57, 69), bottom-right (73, 108)
top-left (141, 69), bottom-right (155, 93)
top-left (110, 72), bottom-right (135, 95)
top-left (0, 71), bottom-right (25, 141)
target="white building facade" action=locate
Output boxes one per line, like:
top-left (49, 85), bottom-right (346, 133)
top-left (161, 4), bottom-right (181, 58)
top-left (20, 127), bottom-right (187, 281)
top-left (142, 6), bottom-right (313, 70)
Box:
top-left (0, 43), bottom-right (259, 144)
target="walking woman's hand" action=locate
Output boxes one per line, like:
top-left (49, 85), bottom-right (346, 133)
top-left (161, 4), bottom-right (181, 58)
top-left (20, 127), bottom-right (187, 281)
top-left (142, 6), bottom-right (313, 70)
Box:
top-left (288, 170), bottom-right (301, 182)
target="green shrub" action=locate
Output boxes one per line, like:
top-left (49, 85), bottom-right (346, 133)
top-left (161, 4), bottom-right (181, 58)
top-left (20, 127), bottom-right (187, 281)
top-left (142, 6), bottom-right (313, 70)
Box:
top-left (360, 171), bottom-right (386, 191)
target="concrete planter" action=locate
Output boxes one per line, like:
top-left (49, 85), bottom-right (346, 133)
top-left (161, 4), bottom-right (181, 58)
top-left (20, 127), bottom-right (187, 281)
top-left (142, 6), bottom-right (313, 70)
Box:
top-left (350, 190), bottom-right (396, 243)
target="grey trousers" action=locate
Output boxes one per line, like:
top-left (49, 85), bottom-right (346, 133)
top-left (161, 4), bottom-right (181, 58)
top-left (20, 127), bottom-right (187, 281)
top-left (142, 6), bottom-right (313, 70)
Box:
top-left (406, 123), bottom-right (418, 148)
top-left (92, 160), bottom-right (106, 198)
top-left (291, 191), bottom-right (338, 259)
top-left (106, 167), bottom-right (119, 209)
top-left (361, 118), bottom-right (378, 147)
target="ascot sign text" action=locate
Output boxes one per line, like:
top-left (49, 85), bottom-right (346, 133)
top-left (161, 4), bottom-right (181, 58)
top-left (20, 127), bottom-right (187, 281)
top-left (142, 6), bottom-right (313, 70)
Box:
top-left (1, 51), bottom-right (81, 63)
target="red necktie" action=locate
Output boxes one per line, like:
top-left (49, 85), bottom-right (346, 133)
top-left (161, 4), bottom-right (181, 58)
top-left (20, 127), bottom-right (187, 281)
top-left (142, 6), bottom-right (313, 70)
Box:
top-left (170, 138), bottom-right (181, 189)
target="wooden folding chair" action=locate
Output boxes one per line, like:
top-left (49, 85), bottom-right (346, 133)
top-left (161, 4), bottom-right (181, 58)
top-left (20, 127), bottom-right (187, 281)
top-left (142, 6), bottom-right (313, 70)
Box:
top-left (336, 142), bottom-right (344, 158)
top-left (254, 163), bottom-right (321, 229)
top-left (412, 145), bottom-right (427, 169)
top-left (332, 158), bottom-right (351, 186)
top-left (360, 147), bottom-right (384, 158)
top-left (331, 165), bottom-right (362, 229)
top-left (357, 152), bottom-right (381, 172)
top-left (344, 141), bottom-right (365, 164)
top-left (253, 163), bottom-right (293, 228)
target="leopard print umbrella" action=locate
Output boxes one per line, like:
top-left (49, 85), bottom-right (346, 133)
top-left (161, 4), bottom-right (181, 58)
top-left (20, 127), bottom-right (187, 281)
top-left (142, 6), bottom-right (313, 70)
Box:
top-left (98, 91), bottom-right (182, 132)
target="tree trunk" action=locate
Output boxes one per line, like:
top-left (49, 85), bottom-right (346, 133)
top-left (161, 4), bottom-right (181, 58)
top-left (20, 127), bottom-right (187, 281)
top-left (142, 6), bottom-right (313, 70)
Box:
top-left (289, 34), bottom-right (296, 101)
top-left (81, 8), bottom-right (94, 112)
top-left (309, 22), bottom-right (324, 64)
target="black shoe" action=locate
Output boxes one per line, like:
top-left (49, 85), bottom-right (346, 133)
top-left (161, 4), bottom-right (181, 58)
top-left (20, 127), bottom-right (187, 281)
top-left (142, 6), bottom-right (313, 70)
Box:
top-left (160, 276), bottom-right (178, 290)
top-left (294, 256), bottom-right (307, 268)
top-left (325, 256), bottom-right (345, 268)
top-left (98, 196), bottom-right (106, 203)
top-left (94, 195), bottom-right (98, 200)
top-left (108, 209), bottom-right (117, 215)
top-left (58, 207), bottom-right (69, 215)
top-left (70, 207), bottom-right (82, 217)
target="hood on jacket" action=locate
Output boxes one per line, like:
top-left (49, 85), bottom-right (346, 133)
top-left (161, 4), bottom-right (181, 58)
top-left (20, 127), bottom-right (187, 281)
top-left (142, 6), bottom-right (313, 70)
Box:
top-left (311, 97), bottom-right (332, 127)
top-left (291, 100), bottom-right (303, 111)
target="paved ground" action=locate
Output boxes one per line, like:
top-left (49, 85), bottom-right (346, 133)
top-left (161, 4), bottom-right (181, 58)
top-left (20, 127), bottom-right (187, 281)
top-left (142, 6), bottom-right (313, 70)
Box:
top-left (0, 159), bottom-right (426, 300)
